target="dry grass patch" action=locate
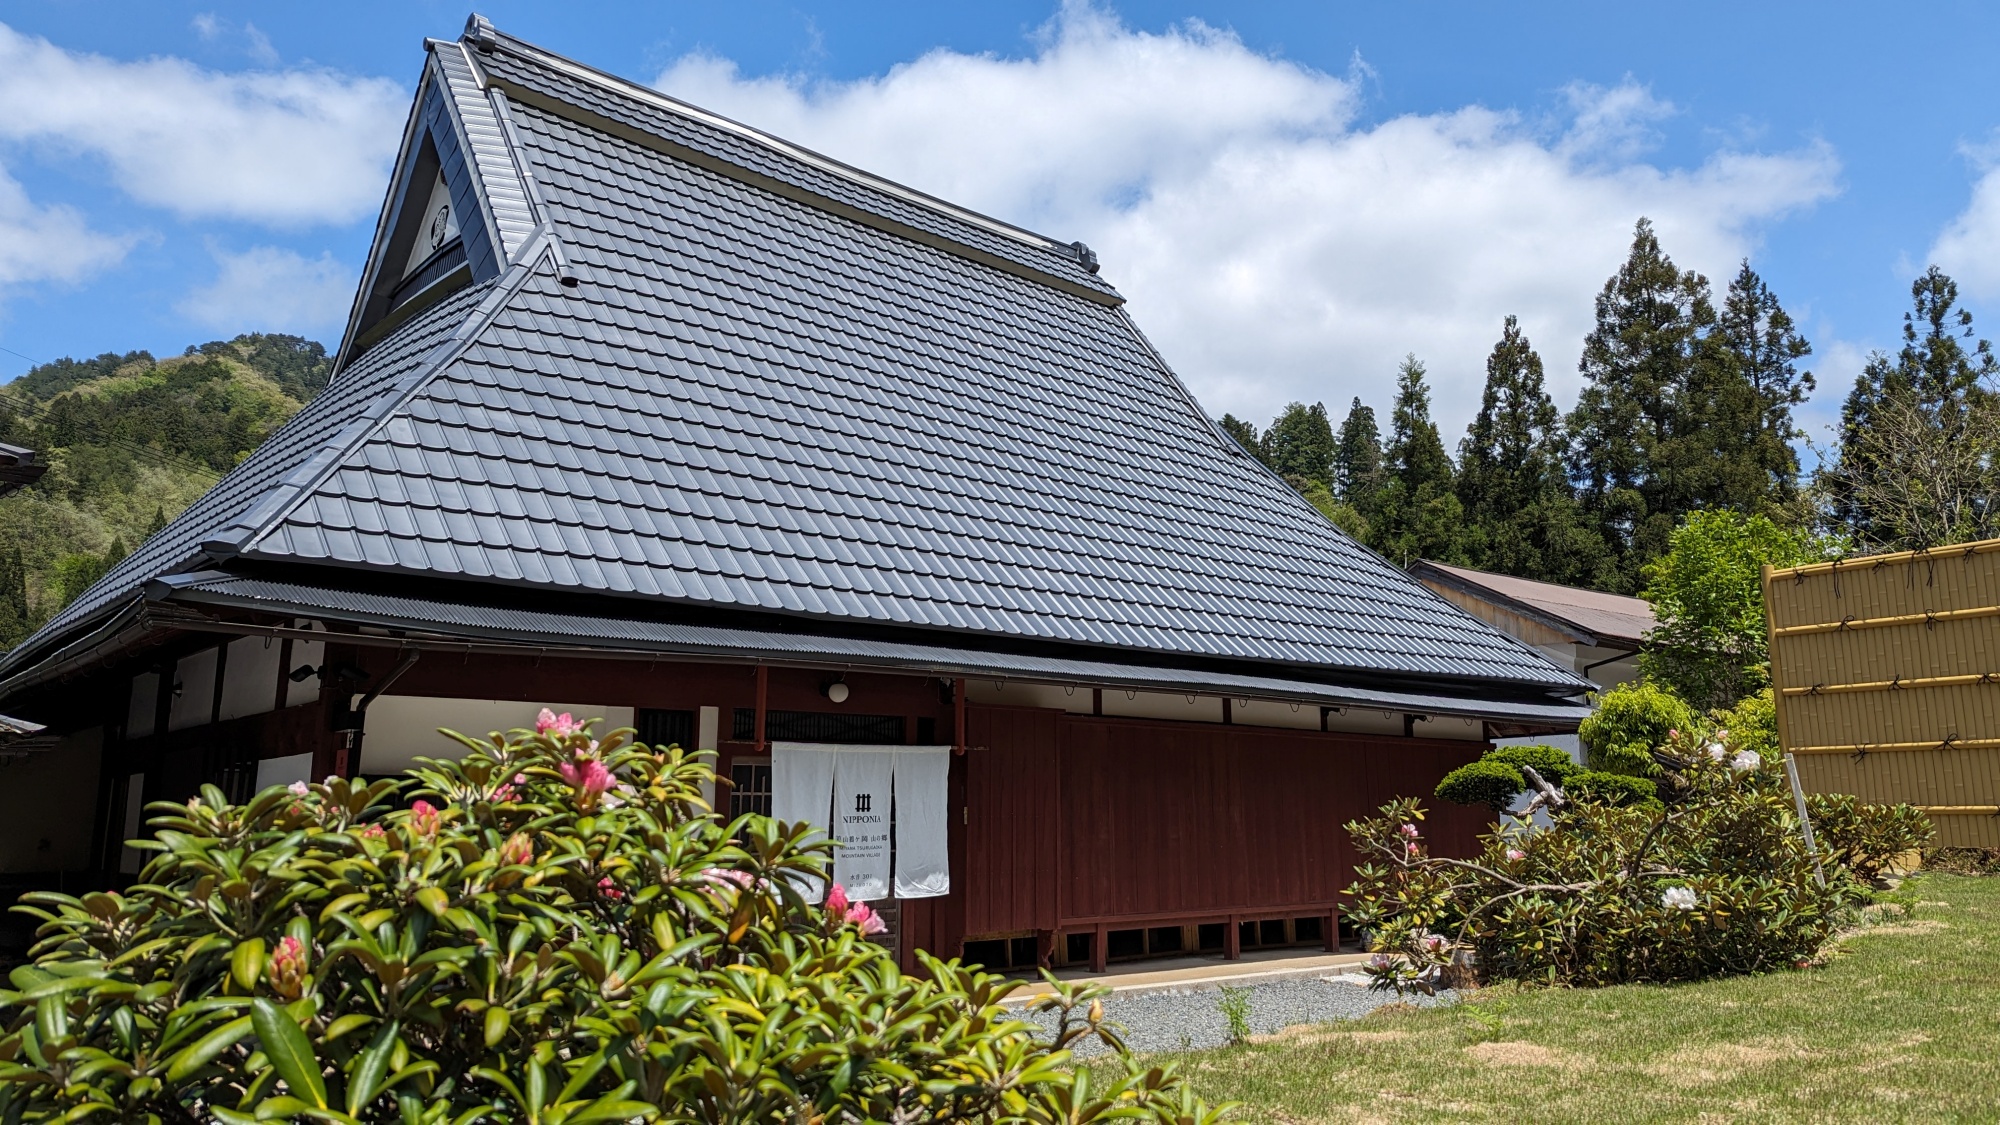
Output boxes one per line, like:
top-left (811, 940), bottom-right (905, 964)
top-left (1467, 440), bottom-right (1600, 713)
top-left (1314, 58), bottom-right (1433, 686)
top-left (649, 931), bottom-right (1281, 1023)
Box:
top-left (1464, 1041), bottom-right (1584, 1069)
top-left (1645, 1040), bottom-right (1810, 1086)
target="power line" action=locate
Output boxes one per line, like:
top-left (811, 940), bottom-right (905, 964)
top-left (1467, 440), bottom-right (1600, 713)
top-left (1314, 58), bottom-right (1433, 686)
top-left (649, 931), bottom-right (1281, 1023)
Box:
top-left (0, 345), bottom-right (222, 480)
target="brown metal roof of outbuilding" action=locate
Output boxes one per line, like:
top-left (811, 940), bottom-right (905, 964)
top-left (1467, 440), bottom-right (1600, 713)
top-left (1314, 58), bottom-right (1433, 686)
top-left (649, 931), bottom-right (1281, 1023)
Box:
top-left (1410, 561), bottom-right (1655, 648)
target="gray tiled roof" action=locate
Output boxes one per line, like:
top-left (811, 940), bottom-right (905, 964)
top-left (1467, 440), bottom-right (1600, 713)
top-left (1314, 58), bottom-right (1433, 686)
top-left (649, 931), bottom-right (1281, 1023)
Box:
top-left (3, 26), bottom-right (1585, 697)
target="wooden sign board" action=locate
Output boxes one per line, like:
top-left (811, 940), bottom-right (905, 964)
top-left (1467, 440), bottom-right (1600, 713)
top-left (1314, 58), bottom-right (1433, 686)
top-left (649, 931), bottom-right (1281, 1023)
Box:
top-left (1764, 539), bottom-right (2000, 848)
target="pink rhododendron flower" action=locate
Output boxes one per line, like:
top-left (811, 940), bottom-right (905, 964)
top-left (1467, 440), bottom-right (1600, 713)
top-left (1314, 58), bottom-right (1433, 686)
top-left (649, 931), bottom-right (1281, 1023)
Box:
top-left (268, 935), bottom-right (308, 1000)
top-left (1368, 953), bottom-right (1394, 971)
top-left (846, 900), bottom-right (887, 935)
top-left (824, 883), bottom-right (888, 934)
top-left (537, 708), bottom-right (582, 737)
top-left (288, 781), bottom-right (310, 797)
top-left (499, 832), bottom-right (534, 866)
top-left (559, 759), bottom-right (615, 806)
top-left (1398, 823), bottom-right (1420, 839)
top-left (702, 867), bottom-right (754, 890)
top-left (490, 784), bottom-right (517, 803)
top-left (597, 876), bottom-right (624, 900)
top-left (359, 824), bottom-right (386, 840)
top-left (1505, 848), bottom-right (1526, 862)
top-left (1405, 841), bottom-right (1420, 857)
top-left (410, 800), bottom-right (442, 839)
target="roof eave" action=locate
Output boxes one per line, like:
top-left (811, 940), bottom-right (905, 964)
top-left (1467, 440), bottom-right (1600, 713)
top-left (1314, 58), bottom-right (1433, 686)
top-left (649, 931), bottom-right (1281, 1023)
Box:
top-left (145, 570), bottom-right (1593, 729)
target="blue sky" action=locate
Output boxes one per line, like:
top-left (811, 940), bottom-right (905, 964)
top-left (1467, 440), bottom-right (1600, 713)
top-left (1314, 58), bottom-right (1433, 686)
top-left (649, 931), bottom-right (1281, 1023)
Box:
top-left (3, 1), bottom-right (1999, 449)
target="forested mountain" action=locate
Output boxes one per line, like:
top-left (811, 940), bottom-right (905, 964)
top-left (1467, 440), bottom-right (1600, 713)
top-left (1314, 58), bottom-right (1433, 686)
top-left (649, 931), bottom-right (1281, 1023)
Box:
top-left (0, 335), bottom-right (330, 646)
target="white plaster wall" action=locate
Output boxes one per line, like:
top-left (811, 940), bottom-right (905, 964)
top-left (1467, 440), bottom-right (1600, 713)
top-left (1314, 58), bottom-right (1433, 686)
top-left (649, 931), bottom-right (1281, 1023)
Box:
top-left (359, 696), bottom-right (636, 775)
top-left (219, 635), bottom-right (283, 721)
top-left (1323, 709), bottom-right (1408, 737)
top-left (1415, 714), bottom-right (1489, 742)
top-left (254, 752), bottom-right (317, 791)
top-left (963, 679), bottom-right (1093, 713)
top-left (127, 673), bottom-right (158, 738)
top-left (1226, 697), bottom-right (1323, 731)
top-left (168, 648), bottom-right (218, 732)
top-left (0, 727), bottom-right (102, 874)
top-left (1100, 689), bottom-right (1224, 724)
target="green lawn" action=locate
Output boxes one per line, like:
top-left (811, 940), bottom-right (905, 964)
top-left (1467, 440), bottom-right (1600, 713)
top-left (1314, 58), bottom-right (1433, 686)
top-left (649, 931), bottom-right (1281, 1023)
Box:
top-left (1165, 874), bottom-right (2000, 1123)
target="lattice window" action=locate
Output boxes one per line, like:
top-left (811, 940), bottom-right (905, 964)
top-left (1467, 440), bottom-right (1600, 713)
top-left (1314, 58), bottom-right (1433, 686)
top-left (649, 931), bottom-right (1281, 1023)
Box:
top-left (636, 708), bottom-right (695, 749)
top-left (729, 758), bottom-right (772, 818)
top-left (731, 709), bottom-right (905, 744)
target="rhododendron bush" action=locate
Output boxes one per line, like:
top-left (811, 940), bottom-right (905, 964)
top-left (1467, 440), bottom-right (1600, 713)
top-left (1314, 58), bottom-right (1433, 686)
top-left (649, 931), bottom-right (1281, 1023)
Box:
top-left (1347, 726), bottom-right (1927, 991)
top-left (0, 713), bottom-right (1225, 1124)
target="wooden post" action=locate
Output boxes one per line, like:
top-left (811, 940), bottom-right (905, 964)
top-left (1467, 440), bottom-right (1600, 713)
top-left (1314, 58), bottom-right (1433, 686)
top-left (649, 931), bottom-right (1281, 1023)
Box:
top-left (1785, 752), bottom-right (1827, 886)
top-left (1222, 697), bottom-right (1233, 724)
top-left (1324, 907), bottom-right (1340, 952)
top-left (753, 665), bottom-right (768, 752)
top-left (1036, 929), bottom-right (1056, 969)
top-left (1091, 923), bottom-right (1108, 973)
top-left (1224, 914), bottom-right (1241, 960)
top-left (1092, 687), bottom-right (1102, 716)
top-left (953, 677), bottom-right (967, 755)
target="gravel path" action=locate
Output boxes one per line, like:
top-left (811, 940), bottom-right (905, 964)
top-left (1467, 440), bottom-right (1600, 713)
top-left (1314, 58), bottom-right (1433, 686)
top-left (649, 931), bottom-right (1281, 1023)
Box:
top-left (1009, 974), bottom-right (1458, 1056)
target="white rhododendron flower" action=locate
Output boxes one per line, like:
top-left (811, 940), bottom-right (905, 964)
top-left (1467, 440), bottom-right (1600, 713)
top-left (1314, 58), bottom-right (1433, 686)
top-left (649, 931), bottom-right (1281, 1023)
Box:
top-left (1730, 750), bottom-right (1761, 774)
top-left (1662, 886), bottom-right (1698, 911)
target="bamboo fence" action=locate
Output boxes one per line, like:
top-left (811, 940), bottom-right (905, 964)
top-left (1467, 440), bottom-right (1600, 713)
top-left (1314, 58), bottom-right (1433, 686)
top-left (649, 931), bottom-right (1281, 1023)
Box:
top-left (1764, 539), bottom-right (2000, 847)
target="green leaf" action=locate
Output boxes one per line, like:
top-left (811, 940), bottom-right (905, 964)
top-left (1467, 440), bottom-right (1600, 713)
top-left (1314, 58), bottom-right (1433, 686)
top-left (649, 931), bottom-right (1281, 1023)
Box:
top-left (414, 887), bottom-right (449, 918)
top-left (324, 1014), bottom-right (376, 1044)
top-left (562, 1099), bottom-right (658, 1124)
top-left (165, 1014), bottom-right (254, 1083)
top-left (483, 1006), bottom-right (509, 1048)
top-left (232, 938), bottom-right (268, 993)
top-left (252, 997), bottom-right (327, 1110)
top-left (345, 1019), bottom-right (400, 1116)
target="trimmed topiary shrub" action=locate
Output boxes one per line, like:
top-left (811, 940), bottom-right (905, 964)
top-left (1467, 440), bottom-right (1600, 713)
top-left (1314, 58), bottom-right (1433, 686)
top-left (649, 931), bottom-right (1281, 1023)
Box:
top-left (1579, 682), bottom-right (1700, 776)
top-left (1434, 759), bottom-right (1528, 813)
top-left (1484, 744), bottom-right (1579, 787)
top-left (0, 715), bottom-right (1227, 1124)
top-left (1567, 770), bottom-right (1660, 808)
top-left (1435, 744), bottom-right (1580, 814)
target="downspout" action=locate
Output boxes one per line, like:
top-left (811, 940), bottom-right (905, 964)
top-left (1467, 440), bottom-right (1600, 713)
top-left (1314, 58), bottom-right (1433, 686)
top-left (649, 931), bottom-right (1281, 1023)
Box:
top-left (341, 648), bottom-right (420, 778)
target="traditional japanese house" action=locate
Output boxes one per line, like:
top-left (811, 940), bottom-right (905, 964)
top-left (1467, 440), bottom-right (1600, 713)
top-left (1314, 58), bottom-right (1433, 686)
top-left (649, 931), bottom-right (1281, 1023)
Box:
top-left (0, 18), bottom-right (1590, 969)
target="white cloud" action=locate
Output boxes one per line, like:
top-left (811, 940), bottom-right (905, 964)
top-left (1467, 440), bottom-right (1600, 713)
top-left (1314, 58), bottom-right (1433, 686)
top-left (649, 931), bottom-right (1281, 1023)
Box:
top-left (0, 21), bottom-right (404, 226)
top-left (0, 164), bottom-right (130, 288)
top-left (178, 245), bottom-right (352, 332)
top-left (1929, 134), bottom-right (2000, 301)
top-left (658, 4), bottom-right (1839, 435)
top-left (191, 14), bottom-right (278, 66)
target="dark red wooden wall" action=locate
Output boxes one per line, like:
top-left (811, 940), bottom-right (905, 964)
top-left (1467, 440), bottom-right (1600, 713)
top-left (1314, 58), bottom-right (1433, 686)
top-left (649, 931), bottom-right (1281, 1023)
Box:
top-left (955, 704), bottom-right (1490, 941)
